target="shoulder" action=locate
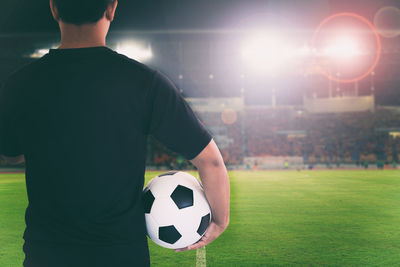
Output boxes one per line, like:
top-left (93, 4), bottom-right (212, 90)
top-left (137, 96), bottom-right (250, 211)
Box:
top-left (0, 58), bottom-right (48, 99)
top-left (105, 48), bottom-right (157, 80)
top-left (106, 50), bottom-right (180, 95)
top-left (2, 57), bottom-right (45, 87)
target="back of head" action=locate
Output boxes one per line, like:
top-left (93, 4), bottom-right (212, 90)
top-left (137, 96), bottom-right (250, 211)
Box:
top-left (53, 0), bottom-right (115, 25)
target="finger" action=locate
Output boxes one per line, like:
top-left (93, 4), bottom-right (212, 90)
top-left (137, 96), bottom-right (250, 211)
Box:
top-left (175, 238), bottom-right (207, 252)
top-left (174, 247), bottom-right (188, 252)
top-left (174, 223), bottom-right (218, 252)
top-left (187, 238), bottom-right (209, 251)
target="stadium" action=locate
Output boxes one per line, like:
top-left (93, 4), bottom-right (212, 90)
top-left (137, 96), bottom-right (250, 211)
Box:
top-left (1, 0), bottom-right (400, 266)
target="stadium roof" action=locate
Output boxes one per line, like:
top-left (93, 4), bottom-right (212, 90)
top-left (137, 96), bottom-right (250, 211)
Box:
top-left (2, 0), bottom-right (397, 34)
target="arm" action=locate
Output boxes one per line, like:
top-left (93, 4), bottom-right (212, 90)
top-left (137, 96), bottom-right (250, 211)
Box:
top-left (145, 71), bottom-right (229, 250)
top-left (175, 139), bottom-right (230, 251)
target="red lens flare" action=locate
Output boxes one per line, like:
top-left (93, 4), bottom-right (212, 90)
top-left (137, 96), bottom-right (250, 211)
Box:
top-left (311, 12), bottom-right (382, 84)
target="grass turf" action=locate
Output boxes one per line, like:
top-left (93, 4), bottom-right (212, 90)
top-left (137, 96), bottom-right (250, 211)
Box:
top-left (1, 170), bottom-right (400, 266)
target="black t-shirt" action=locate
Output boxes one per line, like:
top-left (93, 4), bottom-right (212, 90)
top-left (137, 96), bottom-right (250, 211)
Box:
top-left (0, 46), bottom-right (212, 267)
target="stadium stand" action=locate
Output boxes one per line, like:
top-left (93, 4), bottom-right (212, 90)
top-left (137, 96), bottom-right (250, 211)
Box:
top-left (143, 105), bottom-right (400, 169)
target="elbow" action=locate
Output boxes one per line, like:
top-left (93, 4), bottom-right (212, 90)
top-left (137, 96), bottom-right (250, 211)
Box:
top-left (211, 157), bottom-right (223, 168)
top-left (197, 157), bottom-right (226, 171)
top-left (191, 155), bottom-right (225, 170)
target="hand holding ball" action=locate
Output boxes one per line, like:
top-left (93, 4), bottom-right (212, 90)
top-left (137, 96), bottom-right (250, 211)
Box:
top-left (142, 171), bottom-right (212, 249)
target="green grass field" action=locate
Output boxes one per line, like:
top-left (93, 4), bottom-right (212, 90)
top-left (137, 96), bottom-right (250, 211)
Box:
top-left (1, 170), bottom-right (400, 266)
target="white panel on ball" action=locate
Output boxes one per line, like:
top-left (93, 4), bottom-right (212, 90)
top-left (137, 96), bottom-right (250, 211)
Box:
top-left (144, 213), bottom-right (159, 243)
top-left (147, 176), bottom-right (181, 198)
top-left (193, 190), bottom-right (212, 216)
top-left (173, 231), bottom-right (202, 249)
top-left (173, 206), bottom-right (202, 233)
top-left (150, 197), bottom-right (180, 226)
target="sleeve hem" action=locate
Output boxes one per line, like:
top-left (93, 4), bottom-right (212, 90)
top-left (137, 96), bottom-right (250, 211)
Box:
top-left (184, 132), bottom-right (213, 161)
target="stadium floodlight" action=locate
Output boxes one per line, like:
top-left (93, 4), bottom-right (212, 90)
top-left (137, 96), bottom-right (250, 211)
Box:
top-left (321, 36), bottom-right (361, 61)
top-left (115, 42), bottom-right (153, 62)
top-left (241, 31), bottom-right (293, 75)
top-left (296, 45), bottom-right (312, 58)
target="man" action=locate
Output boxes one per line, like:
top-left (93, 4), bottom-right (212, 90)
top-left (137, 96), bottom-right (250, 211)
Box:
top-left (0, 0), bottom-right (230, 266)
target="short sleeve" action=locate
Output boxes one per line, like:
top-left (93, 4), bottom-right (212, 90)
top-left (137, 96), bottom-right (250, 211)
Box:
top-left (0, 78), bottom-right (23, 156)
top-left (147, 71), bottom-right (212, 160)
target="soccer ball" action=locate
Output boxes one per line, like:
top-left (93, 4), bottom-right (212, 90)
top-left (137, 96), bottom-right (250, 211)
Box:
top-left (142, 171), bottom-right (212, 249)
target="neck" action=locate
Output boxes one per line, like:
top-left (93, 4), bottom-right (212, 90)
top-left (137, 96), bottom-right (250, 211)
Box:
top-left (58, 20), bottom-right (109, 49)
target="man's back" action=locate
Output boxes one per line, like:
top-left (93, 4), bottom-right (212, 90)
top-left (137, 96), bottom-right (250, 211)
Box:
top-left (1, 46), bottom-right (212, 266)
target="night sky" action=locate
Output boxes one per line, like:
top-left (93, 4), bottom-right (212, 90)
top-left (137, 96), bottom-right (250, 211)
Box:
top-left (1, 0), bottom-right (399, 33)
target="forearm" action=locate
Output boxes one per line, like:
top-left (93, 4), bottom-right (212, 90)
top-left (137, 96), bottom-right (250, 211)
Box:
top-left (197, 161), bottom-right (230, 228)
top-left (176, 139), bottom-right (230, 251)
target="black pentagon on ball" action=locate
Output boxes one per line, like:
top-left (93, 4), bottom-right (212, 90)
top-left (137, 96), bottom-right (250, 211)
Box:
top-left (170, 185), bottom-right (194, 209)
top-left (159, 225), bottom-right (182, 244)
top-left (158, 171), bottom-right (178, 177)
top-left (197, 213), bottom-right (211, 236)
top-left (142, 189), bottom-right (155, 214)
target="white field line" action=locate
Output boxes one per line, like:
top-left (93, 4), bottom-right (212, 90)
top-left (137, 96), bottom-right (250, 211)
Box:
top-left (196, 246), bottom-right (206, 267)
top-left (196, 172), bottom-right (207, 267)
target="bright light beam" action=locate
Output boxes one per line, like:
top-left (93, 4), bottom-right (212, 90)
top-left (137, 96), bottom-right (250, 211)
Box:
top-left (116, 42), bottom-right (153, 62)
top-left (241, 32), bottom-right (293, 75)
top-left (322, 36), bottom-right (361, 60)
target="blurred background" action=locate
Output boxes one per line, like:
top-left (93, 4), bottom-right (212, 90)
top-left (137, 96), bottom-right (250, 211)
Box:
top-left (1, 0), bottom-right (400, 170)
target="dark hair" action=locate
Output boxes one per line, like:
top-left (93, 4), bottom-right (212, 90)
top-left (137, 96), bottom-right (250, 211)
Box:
top-left (53, 0), bottom-right (115, 25)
